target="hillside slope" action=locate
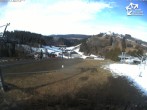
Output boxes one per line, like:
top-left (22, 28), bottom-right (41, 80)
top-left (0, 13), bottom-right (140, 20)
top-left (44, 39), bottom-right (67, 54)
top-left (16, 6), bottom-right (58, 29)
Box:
top-left (80, 33), bottom-right (147, 61)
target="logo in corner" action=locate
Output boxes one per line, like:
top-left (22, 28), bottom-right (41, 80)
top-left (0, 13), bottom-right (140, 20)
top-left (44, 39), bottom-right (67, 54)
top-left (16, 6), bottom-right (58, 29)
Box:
top-left (126, 3), bottom-right (143, 16)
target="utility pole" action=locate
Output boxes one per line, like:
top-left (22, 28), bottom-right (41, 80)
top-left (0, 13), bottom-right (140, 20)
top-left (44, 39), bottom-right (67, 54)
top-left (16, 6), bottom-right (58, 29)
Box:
top-left (0, 23), bottom-right (10, 91)
top-left (121, 52), bottom-right (126, 63)
top-left (1, 23), bottom-right (10, 38)
top-left (0, 67), bottom-right (4, 91)
top-left (59, 45), bottom-right (66, 68)
top-left (59, 45), bottom-right (66, 59)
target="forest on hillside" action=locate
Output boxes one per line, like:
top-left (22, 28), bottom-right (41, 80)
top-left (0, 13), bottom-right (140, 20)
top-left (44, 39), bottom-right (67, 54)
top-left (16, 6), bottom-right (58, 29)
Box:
top-left (0, 31), bottom-right (82, 58)
top-left (4, 31), bottom-right (81, 47)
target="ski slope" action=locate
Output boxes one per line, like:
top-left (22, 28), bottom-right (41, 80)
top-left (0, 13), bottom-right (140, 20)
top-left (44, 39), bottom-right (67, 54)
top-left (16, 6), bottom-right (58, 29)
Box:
top-left (69, 45), bottom-right (104, 60)
top-left (22, 44), bottom-right (104, 60)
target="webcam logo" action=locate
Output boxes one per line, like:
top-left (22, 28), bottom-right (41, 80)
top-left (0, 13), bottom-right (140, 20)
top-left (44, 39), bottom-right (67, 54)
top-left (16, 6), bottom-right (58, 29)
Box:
top-left (126, 3), bottom-right (143, 16)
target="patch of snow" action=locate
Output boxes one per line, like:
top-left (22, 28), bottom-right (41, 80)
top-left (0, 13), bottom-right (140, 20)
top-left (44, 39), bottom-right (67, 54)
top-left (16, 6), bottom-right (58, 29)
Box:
top-left (141, 44), bottom-right (147, 47)
top-left (20, 44), bottom-right (105, 60)
top-left (74, 47), bottom-right (88, 59)
top-left (127, 39), bottom-right (135, 42)
top-left (66, 46), bottom-right (77, 50)
top-left (90, 54), bottom-right (97, 57)
top-left (106, 63), bottom-right (147, 95)
top-left (94, 57), bottom-right (105, 60)
top-left (124, 58), bottom-right (134, 64)
top-left (67, 45), bottom-right (105, 60)
top-left (43, 46), bottom-right (62, 52)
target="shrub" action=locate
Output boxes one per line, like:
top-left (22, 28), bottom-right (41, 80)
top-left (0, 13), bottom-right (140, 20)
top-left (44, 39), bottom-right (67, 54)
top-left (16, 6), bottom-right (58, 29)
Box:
top-left (105, 48), bottom-right (121, 61)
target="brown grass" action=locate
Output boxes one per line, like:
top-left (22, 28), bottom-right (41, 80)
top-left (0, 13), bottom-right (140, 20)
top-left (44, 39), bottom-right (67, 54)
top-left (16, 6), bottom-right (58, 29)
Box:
top-left (4, 60), bottom-right (111, 96)
top-left (1, 59), bottom-right (147, 110)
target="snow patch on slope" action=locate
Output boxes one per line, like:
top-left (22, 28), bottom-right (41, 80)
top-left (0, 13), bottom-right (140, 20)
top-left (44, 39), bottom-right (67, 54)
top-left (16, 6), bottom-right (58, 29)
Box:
top-left (106, 63), bottom-right (147, 95)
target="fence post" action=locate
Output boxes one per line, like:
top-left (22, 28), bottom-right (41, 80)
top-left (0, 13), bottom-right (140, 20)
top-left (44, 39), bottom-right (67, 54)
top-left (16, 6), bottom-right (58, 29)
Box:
top-left (0, 67), bottom-right (4, 91)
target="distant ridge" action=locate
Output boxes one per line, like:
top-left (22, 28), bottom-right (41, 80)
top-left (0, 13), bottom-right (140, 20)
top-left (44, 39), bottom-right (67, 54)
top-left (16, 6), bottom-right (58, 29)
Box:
top-left (48, 34), bottom-right (91, 40)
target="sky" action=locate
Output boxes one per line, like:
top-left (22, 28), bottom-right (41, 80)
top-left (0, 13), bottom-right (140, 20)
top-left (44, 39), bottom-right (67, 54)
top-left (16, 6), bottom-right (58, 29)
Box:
top-left (0, 0), bottom-right (147, 41)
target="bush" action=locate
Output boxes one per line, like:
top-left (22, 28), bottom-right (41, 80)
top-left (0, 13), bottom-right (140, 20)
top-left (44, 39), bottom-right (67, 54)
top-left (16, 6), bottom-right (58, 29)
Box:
top-left (127, 49), bottom-right (143, 57)
top-left (105, 48), bottom-right (121, 61)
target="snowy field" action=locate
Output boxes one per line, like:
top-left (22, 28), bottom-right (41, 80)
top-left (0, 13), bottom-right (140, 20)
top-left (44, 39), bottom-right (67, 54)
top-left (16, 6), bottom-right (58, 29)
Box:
top-left (106, 63), bottom-right (147, 95)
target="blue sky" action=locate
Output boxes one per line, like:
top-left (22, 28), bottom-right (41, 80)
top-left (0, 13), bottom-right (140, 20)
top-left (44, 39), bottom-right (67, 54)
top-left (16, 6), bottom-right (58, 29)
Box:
top-left (0, 0), bottom-right (147, 41)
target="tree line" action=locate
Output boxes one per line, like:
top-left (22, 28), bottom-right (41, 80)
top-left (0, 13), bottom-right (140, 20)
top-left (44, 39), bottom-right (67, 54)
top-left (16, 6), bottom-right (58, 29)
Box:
top-left (5, 31), bottom-right (80, 47)
top-left (0, 31), bottom-right (81, 58)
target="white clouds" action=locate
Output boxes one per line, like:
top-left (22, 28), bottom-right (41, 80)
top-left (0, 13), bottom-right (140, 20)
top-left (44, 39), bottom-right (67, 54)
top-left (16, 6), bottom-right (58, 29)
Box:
top-left (106, 24), bottom-right (147, 42)
top-left (0, 0), bottom-right (147, 42)
top-left (0, 0), bottom-right (111, 34)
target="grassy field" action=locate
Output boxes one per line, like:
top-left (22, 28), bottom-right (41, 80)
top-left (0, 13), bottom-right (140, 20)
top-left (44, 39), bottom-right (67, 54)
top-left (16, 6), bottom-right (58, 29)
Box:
top-left (0, 59), bottom-right (147, 110)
